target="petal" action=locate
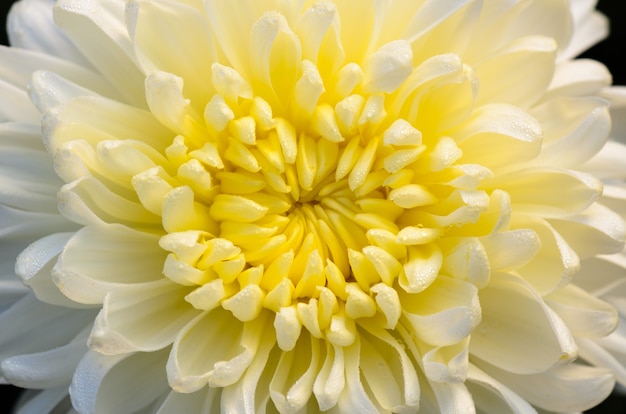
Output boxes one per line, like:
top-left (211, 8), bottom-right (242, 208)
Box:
top-left (204, 0), bottom-right (289, 78)
top-left (127, 0), bottom-right (217, 107)
top-left (401, 276), bottom-right (480, 347)
top-left (480, 362), bottom-right (614, 413)
top-left (428, 382), bottom-right (475, 414)
top-left (270, 334), bottom-right (321, 413)
top-left (43, 94), bottom-right (171, 154)
top-left (471, 273), bottom-right (577, 374)
top-left (399, 244), bottom-right (442, 294)
top-left (546, 284), bottom-right (618, 338)
top-left (452, 104), bottom-right (542, 169)
top-left (313, 342), bottom-right (345, 411)
top-left (513, 217), bottom-right (580, 295)
top-left (490, 168), bottom-right (602, 218)
top-left (0, 204), bottom-right (72, 242)
top-left (530, 96), bottom-right (611, 168)
top-left (362, 40), bottom-right (413, 94)
top-left (582, 141), bottom-right (626, 180)
top-left (601, 86), bottom-right (626, 142)
top-left (294, 2), bottom-right (344, 78)
top-left (0, 79), bottom-right (40, 123)
top-left (475, 35), bottom-right (556, 108)
top-left (167, 309), bottom-right (269, 393)
top-left (358, 320), bottom-right (420, 412)
top-left (144, 71), bottom-right (192, 135)
top-left (0, 45), bottom-right (114, 98)
top-left (547, 59), bottom-right (611, 98)
top-left (578, 337), bottom-right (626, 386)
top-left (29, 69), bottom-right (99, 114)
top-left (0, 293), bottom-right (95, 360)
top-left (249, 11), bottom-right (302, 108)
top-left (7, 0), bottom-right (88, 65)
top-left (53, 224), bottom-right (166, 304)
top-left (420, 339), bottom-right (470, 383)
top-left (469, 0), bottom-right (572, 62)
top-left (88, 279), bottom-right (198, 354)
top-left (389, 0), bottom-right (475, 45)
top-left (15, 232), bottom-right (84, 308)
top-left (0, 126), bottom-right (61, 211)
top-left (574, 254), bottom-right (626, 296)
top-left (466, 364), bottom-right (539, 414)
top-left (480, 229), bottom-right (540, 271)
top-left (549, 203), bottom-right (626, 259)
top-left (1, 327), bottom-right (88, 388)
top-left (0, 278), bottom-right (28, 312)
top-left (440, 238), bottom-right (490, 289)
top-left (331, 0), bottom-right (375, 64)
top-left (560, 10), bottom-right (608, 60)
top-left (70, 348), bottom-right (169, 414)
top-left (220, 324), bottom-right (277, 414)
top-left (57, 177), bottom-right (161, 228)
top-left (53, 0), bottom-right (146, 106)
top-left (335, 337), bottom-right (380, 413)
top-left (156, 388), bottom-right (221, 414)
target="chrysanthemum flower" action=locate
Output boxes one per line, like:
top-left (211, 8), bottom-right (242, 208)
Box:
top-left (2, 0), bottom-right (626, 412)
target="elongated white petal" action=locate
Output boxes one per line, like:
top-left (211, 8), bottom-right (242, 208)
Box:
top-left (475, 35), bottom-right (556, 108)
top-left (531, 96), bottom-right (611, 168)
top-left (0, 79), bottom-right (40, 123)
top-left (546, 284), bottom-right (618, 338)
top-left (335, 338), bottom-right (380, 413)
top-left (466, 365), bottom-right (538, 414)
top-left (479, 362), bottom-right (614, 413)
top-left (550, 203), bottom-right (626, 259)
top-left (2, 327), bottom-right (88, 388)
top-left (453, 103), bottom-right (542, 169)
top-left (578, 337), bottom-right (626, 386)
top-left (421, 339), bottom-right (470, 383)
top-left (429, 381), bottom-right (475, 414)
top-left (313, 343), bottom-right (345, 411)
top-left (494, 168), bottom-right (602, 218)
top-left (561, 10), bottom-right (608, 60)
top-left (43, 95), bottom-right (171, 154)
top-left (0, 293), bottom-right (94, 360)
top-left (249, 11), bottom-right (302, 108)
top-left (0, 207), bottom-right (71, 247)
top-left (471, 273), bottom-right (577, 374)
top-left (401, 276), bottom-right (480, 347)
top-left (88, 279), bottom-right (198, 354)
top-left (513, 217), bottom-right (580, 295)
top-left (358, 320), bottom-right (420, 412)
top-left (70, 349), bottom-right (169, 414)
top-left (53, 224), bottom-right (165, 304)
top-left (167, 309), bottom-right (268, 393)
top-left (220, 323), bottom-right (277, 414)
top-left (270, 334), bottom-right (321, 413)
top-left (8, 0), bottom-right (88, 65)
top-left (15, 232), bottom-right (83, 308)
top-left (53, 0), bottom-right (146, 106)
top-left (547, 59), bottom-right (611, 98)
top-left (0, 46), bottom-right (114, 99)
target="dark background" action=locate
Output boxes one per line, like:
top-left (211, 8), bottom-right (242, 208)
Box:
top-left (0, 0), bottom-right (625, 412)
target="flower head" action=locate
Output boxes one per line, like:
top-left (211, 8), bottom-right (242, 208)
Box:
top-left (2, 0), bottom-right (626, 412)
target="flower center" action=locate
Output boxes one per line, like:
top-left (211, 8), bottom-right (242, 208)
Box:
top-left (141, 58), bottom-right (487, 351)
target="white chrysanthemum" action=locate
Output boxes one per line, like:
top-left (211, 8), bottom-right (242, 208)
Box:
top-left (1, 0), bottom-right (626, 413)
